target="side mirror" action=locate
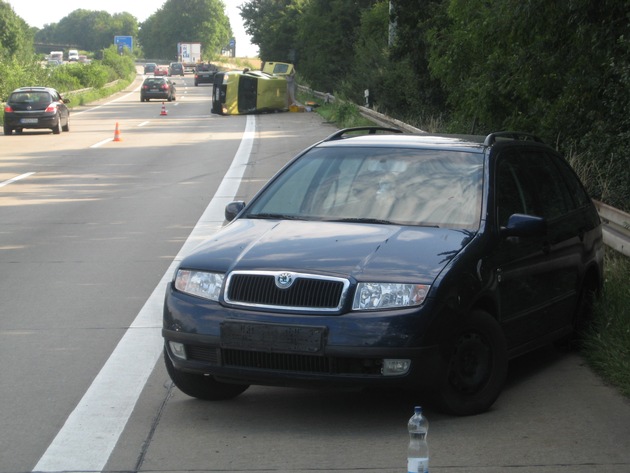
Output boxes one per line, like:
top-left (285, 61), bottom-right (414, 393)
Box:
top-left (500, 213), bottom-right (546, 238)
top-left (225, 201), bottom-right (246, 222)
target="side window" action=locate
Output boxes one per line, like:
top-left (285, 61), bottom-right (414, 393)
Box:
top-left (495, 153), bottom-right (533, 227)
top-left (517, 149), bottom-right (573, 220)
top-left (549, 153), bottom-right (592, 209)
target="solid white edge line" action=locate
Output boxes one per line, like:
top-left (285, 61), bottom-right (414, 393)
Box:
top-left (0, 172), bottom-right (36, 188)
top-left (33, 114), bottom-right (256, 473)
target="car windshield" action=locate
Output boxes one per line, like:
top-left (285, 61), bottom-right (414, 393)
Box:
top-left (245, 147), bottom-right (484, 229)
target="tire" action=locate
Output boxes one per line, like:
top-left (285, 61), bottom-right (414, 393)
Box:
top-left (3, 125), bottom-right (12, 135)
top-left (164, 348), bottom-right (249, 400)
top-left (62, 117), bottom-right (70, 132)
top-left (435, 310), bottom-right (508, 416)
top-left (52, 115), bottom-right (62, 134)
top-left (167, 95), bottom-right (173, 102)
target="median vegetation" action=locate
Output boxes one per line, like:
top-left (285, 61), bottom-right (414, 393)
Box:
top-left (0, 45), bottom-right (136, 121)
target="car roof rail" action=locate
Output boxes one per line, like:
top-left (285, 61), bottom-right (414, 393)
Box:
top-left (325, 126), bottom-right (403, 142)
top-left (483, 131), bottom-right (544, 146)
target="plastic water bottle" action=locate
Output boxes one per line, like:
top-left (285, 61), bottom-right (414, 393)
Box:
top-left (407, 406), bottom-right (429, 473)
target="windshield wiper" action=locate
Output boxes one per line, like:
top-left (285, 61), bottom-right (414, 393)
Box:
top-left (332, 217), bottom-right (395, 225)
top-left (247, 213), bottom-right (304, 220)
top-left (330, 217), bottom-right (440, 227)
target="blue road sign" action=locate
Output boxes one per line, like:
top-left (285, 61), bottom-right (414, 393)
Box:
top-left (114, 36), bottom-right (133, 52)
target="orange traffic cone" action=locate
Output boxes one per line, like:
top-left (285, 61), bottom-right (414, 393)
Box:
top-left (113, 122), bottom-right (122, 141)
top-left (160, 102), bottom-right (168, 116)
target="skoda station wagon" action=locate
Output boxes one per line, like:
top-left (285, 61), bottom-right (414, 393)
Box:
top-left (163, 128), bottom-right (603, 416)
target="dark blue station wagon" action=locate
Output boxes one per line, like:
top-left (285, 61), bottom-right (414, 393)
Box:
top-left (163, 128), bottom-right (603, 415)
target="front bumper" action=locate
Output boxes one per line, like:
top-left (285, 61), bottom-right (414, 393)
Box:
top-left (163, 288), bottom-right (445, 390)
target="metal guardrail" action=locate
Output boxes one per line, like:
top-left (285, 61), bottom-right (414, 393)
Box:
top-left (594, 201), bottom-right (630, 257)
top-left (298, 85), bottom-right (630, 256)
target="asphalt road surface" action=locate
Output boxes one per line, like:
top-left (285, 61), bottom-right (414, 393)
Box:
top-left (1, 71), bottom-right (629, 473)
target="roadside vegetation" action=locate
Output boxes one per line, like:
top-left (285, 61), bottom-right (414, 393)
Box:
top-left (584, 250), bottom-right (630, 398)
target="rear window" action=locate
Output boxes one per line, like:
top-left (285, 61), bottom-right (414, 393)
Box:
top-left (143, 78), bottom-right (165, 86)
top-left (10, 91), bottom-right (51, 104)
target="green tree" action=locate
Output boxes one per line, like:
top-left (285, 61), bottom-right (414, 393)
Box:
top-left (296, 0), bottom-right (378, 92)
top-left (138, 0), bottom-right (231, 60)
top-left (35, 10), bottom-right (138, 53)
top-left (0, 0), bottom-right (34, 59)
top-left (240, 0), bottom-right (305, 62)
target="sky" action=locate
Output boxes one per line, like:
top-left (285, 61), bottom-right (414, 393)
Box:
top-left (6, 0), bottom-right (259, 57)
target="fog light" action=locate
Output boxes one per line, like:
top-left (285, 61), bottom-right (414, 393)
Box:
top-left (169, 341), bottom-right (187, 360)
top-left (382, 359), bottom-right (411, 376)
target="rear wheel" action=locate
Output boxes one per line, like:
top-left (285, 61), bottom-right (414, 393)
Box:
top-left (52, 115), bottom-right (62, 134)
top-left (3, 125), bottom-right (12, 135)
top-left (164, 348), bottom-right (249, 400)
top-left (435, 310), bottom-right (508, 416)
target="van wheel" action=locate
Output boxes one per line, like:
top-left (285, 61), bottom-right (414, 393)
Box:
top-left (164, 348), bottom-right (249, 400)
top-left (435, 310), bottom-right (507, 416)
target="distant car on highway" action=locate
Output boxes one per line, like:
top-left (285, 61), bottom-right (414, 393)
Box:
top-left (140, 77), bottom-right (176, 102)
top-left (3, 86), bottom-right (70, 135)
top-left (169, 62), bottom-right (185, 76)
top-left (194, 63), bottom-right (218, 86)
top-left (154, 66), bottom-right (168, 76)
top-left (144, 63), bottom-right (157, 74)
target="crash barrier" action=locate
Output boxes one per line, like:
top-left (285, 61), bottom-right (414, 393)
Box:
top-left (297, 84), bottom-right (630, 257)
top-left (594, 201), bottom-right (630, 257)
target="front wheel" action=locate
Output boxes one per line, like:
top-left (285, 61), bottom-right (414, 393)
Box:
top-left (62, 117), bottom-right (70, 132)
top-left (164, 348), bottom-right (249, 400)
top-left (435, 310), bottom-right (508, 416)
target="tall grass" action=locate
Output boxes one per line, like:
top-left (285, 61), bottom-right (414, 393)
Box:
top-left (583, 249), bottom-right (630, 397)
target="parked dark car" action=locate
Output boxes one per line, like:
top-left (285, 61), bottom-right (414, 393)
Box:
top-left (163, 128), bottom-right (603, 415)
top-left (194, 63), bottom-right (218, 86)
top-left (169, 62), bottom-right (185, 76)
top-left (144, 63), bottom-right (157, 74)
top-left (3, 87), bottom-right (70, 135)
top-left (140, 77), bottom-right (176, 102)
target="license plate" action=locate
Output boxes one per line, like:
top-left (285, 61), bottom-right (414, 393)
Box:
top-left (20, 118), bottom-right (38, 124)
top-left (221, 322), bottom-right (325, 354)
top-left (202, 74), bottom-right (209, 78)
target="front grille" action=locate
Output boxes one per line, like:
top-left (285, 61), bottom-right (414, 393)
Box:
top-left (225, 271), bottom-right (349, 311)
top-left (183, 344), bottom-right (384, 376)
top-left (222, 349), bottom-right (330, 373)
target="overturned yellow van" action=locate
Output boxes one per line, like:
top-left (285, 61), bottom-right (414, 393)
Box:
top-left (211, 70), bottom-right (289, 115)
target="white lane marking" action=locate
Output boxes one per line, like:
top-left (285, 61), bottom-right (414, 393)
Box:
top-left (90, 138), bottom-right (113, 148)
top-left (33, 114), bottom-right (256, 473)
top-left (138, 121), bottom-right (150, 127)
top-left (0, 172), bottom-right (36, 188)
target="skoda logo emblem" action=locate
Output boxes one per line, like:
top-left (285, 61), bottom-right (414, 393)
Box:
top-left (275, 272), bottom-right (295, 289)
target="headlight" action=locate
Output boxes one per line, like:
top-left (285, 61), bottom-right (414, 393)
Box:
top-left (352, 283), bottom-right (430, 310)
top-left (174, 269), bottom-right (224, 301)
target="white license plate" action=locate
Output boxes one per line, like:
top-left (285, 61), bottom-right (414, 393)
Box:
top-left (20, 118), bottom-right (38, 124)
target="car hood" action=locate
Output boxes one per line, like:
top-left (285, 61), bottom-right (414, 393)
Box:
top-left (182, 219), bottom-right (474, 284)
